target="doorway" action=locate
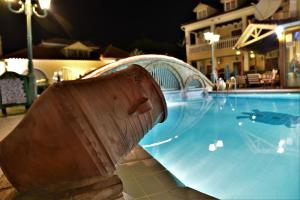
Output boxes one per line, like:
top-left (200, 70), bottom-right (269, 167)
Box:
top-left (233, 62), bottom-right (242, 75)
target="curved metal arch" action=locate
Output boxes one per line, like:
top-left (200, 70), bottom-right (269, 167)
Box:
top-left (144, 61), bottom-right (184, 90)
top-left (184, 75), bottom-right (205, 91)
top-left (84, 55), bottom-right (198, 79)
top-left (82, 55), bottom-right (213, 91)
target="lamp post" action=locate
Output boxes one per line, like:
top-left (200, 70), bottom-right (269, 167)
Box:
top-left (204, 32), bottom-right (220, 83)
top-left (4, 0), bottom-right (51, 106)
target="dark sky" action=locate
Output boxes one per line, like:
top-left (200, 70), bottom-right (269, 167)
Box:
top-left (0, 0), bottom-right (220, 54)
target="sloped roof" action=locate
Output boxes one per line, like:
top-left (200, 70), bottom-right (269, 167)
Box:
top-left (41, 38), bottom-right (99, 49)
top-left (198, 0), bottom-right (258, 11)
top-left (6, 45), bottom-right (64, 59)
top-left (5, 44), bottom-right (100, 60)
top-left (63, 41), bottom-right (94, 51)
top-left (193, 3), bottom-right (212, 13)
top-left (102, 45), bottom-right (129, 59)
top-left (183, 0), bottom-right (259, 26)
top-left (197, 0), bottom-right (223, 10)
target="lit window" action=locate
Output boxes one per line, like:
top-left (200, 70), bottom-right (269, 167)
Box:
top-left (198, 9), bottom-right (207, 19)
top-left (224, 0), bottom-right (237, 11)
top-left (202, 10), bottom-right (207, 18)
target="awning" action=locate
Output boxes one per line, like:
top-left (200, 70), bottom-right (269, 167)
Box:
top-left (234, 21), bottom-right (300, 53)
top-left (234, 23), bottom-right (278, 53)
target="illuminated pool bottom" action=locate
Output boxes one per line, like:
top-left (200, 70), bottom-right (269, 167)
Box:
top-left (139, 92), bottom-right (300, 199)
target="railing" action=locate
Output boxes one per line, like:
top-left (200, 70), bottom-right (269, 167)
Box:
top-left (189, 36), bottom-right (240, 54)
top-left (150, 67), bottom-right (181, 90)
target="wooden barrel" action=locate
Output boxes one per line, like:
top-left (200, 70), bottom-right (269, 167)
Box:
top-left (0, 64), bottom-right (167, 192)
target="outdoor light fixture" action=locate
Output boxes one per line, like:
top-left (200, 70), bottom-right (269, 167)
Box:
top-left (204, 32), bottom-right (220, 83)
top-left (4, 0), bottom-right (51, 106)
top-left (250, 51), bottom-right (256, 59)
top-left (211, 34), bottom-right (220, 43)
top-left (204, 32), bottom-right (220, 44)
top-left (275, 26), bottom-right (284, 39)
top-left (204, 32), bottom-right (213, 41)
top-left (38, 0), bottom-right (51, 10)
top-left (236, 50), bottom-right (241, 55)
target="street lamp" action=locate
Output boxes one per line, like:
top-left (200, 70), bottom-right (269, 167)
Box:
top-left (4, 0), bottom-right (51, 106)
top-left (204, 32), bottom-right (220, 83)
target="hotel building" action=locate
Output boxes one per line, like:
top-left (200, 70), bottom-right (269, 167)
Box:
top-left (181, 0), bottom-right (300, 88)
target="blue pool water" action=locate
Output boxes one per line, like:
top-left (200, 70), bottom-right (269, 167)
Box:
top-left (140, 91), bottom-right (300, 200)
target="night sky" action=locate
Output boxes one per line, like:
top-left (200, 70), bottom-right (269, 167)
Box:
top-left (0, 0), bottom-right (220, 55)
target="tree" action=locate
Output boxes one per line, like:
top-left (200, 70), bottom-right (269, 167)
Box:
top-left (129, 48), bottom-right (144, 56)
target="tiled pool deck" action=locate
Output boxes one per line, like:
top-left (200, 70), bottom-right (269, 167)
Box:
top-left (210, 88), bottom-right (300, 94)
top-left (0, 108), bottom-right (216, 200)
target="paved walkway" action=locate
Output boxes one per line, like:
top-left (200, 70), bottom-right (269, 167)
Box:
top-left (0, 107), bottom-right (25, 141)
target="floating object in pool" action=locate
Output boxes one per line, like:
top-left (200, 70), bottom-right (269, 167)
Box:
top-left (0, 64), bottom-right (167, 192)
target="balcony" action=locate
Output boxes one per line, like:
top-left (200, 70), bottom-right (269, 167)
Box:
top-left (188, 36), bottom-right (240, 60)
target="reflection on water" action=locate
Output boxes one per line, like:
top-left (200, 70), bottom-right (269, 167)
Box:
top-left (140, 91), bottom-right (300, 200)
top-left (237, 109), bottom-right (300, 128)
top-left (142, 90), bottom-right (214, 148)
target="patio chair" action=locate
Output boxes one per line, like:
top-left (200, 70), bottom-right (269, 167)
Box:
top-left (262, 69), bottom-right (279, 88)
top-left (271, 69), bottom-right (279, 87)
top-left (261, 73), bottom-right (273, 88)
top-left (236, 75), bottom-right (247, 88)
top-left (247, 73), bottom-right (262, 87)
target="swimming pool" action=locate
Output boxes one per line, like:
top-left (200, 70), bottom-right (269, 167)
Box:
top-left (139, 91), bottom-right (300, 199)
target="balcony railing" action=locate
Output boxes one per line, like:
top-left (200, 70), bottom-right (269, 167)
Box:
top-left (189, 36), bottom-right (240, 54)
